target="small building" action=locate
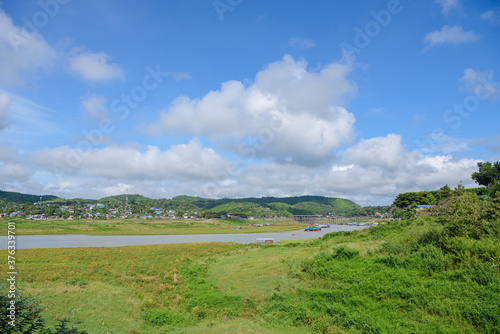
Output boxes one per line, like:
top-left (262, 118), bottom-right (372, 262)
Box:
top-left (256, 238), bottom-right (276, 245)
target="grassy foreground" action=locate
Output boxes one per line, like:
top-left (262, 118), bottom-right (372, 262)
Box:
top-left (1, 217), bottom-right (499, 333)
top-left (0, 218), bottom-right (303, 235)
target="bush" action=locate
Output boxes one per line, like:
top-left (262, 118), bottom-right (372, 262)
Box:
top-left (66, 277), bottom-right (88, 287)
top-left (143, 309), bottom-right (193, 327)
top-left (332, 246), bottom-right (360, 260)
top-left (320, 230), bottom-right (352, 242)
top-left (403, 244), bottom-right (452, 275)
top-left (434, 185), bottom-right (500, 239)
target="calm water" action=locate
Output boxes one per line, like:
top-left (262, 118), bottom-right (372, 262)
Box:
top-left (0, 225), bottom-right (367, 249)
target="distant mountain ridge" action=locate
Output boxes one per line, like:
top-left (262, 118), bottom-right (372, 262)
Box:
top-left (106, 194), bottom-right (361, 216)
top-left (0, 190), bottom-right (59, 204)
top-left (0, 191), bottom-right (361, 216)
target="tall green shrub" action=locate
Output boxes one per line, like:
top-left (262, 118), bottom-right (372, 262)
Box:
top-left (434, 185), bottom-right (500, 239)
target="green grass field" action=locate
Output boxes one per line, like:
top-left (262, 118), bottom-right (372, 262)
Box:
top-left (1, 217), bottom-right (499, 333)
top-left (0, 217), bottom-right (304, 235)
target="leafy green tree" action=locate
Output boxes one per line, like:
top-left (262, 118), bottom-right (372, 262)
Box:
top-left (404, 203), bottom-right (418, 220)
top-left (44, 206), bottom-right (55, 217)
top-left (423, 193), bottom-right (436, 205)
top-left (435, 184), bottom-right (452, 201)
top-left (434, 184), bottom-right (500, 239)
top-left (489, 177), bottom-right (500, 198)
top-left (471, 161), bottom-right (500, 188)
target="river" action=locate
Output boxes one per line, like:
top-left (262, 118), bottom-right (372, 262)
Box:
top-left (1, 225), bottom-right (367, 249)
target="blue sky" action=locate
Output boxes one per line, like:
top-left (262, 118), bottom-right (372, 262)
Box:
top-left (0, 0), bottom-right (499, 205)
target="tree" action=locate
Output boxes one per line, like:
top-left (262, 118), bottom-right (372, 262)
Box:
top-left (423, 193), bottom-right (436, 205)
top-left (435, 184), bottom-right (452, 201)
top-left (434, 184), bottom-right (500, 239)
top-left (471, 161), bottom-right (500, 188)
top-left (489, 177), bottom-right (500, 198)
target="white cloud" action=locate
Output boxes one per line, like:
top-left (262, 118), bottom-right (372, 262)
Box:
top-left (82, 95), bottom-right (108, 119)
top-left (208, 148), bottom-right (479, 205)
top-left (147, 54), bottom-right (357, 165)
top-left (460, 68), bottom-right (500, 101)
top-left (416, 133), bottom-right (470, 154)
top-left (169, 71), bottom-right (191, 81)
top-left (288, 37), bottom-right (316, 49)
top-left (481, 8), bottom-right (500, 25)
top-left (0, 146), bottom-right (31, 183)
top-left (413, 112), bottom-right (427, 124)
top-left (424, 25), bottom-right (480, 48)
top-left (0, 163), bottom-right (31, 183)
top-left (0, 93), bottom-right (11, 130)
top-left (0, 9), bottom-right (56, 84)
top-left (167, 134), bottom-right (480, 204)
top-left (435, 0), bottom-right (460, 15)
top-left (0, 91), bottom-right (61, 148)
top-left (0, 145), bottom-right (15, 161)
top-left (0, 133), bottom-right (482, 205)
top-left (31, 140), bottom-right (228, 181)
top-left (344, 134), bottom-right (408, 170)
top-left (68, 51), bottom-right (125, 83)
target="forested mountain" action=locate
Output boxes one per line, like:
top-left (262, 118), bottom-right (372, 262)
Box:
top-left (172, 195), bottom-right (360, 211)
top-left (1, 190), bottom-right (364, 217)
top-left (0, 190), bottom-right (59, 204)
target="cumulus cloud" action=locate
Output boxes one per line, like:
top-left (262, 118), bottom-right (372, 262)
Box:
top-left (481, 8), bottom-right (500, 25)
top-left (344, 134), bottom-right (408, 170)
top-left (31, 140), bottom-right (229, 181)
top-left (460, 68), bottom-right (500, 101)
top-left (435, 0), bottom-right (460, 15)
top-left (183, 133), bottom-right (480, 204)
top-left (82, 95), bottom-right (108, 119)
top-left (0, 9), bottom-right (56, 84)
top-left (0, 145), bottom-right (31, 183)
top-left (288, 37), bottom-right (316, 49)
top-left (309, 134), bottom-right (477, 202)
top-left (68, 51), bottom-right (125, 83)
top-left (0, 93), bottom-right (11, 130)
top-left (207, 150), bottom-right (479, 205)
top-left (146, 54), bottom-right (357, 165)
top-left (0, 163), bottom-right (31, 183)
top-left (424, 25), bottom-right (480, 48)
top-left (0, 133), bottom-right (482, 205)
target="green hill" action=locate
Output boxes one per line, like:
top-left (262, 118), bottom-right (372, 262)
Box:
top-left (0, 190), bottom-right (362, 217)
top-left (100, 194), bottom-right (150, 205)
top-left (0, 190), bottom-right (59, 204)
top-left (171, 195), bottom-right (360, 216)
